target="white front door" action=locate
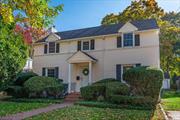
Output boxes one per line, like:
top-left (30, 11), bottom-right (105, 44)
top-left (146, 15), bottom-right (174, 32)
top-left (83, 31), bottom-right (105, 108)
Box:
top-left (76, 66), bottom-right (89, 92)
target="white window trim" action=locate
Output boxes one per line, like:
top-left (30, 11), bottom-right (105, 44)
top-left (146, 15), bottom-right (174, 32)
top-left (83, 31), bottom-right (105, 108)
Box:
top-left (45, 67), bottom-right (56, 77)
top-left (122, 32), bottom-right (135, 48)
top-left (47, 42), bottom-right (59, 54)
top-left (81, 40), bottom-right (92, 51)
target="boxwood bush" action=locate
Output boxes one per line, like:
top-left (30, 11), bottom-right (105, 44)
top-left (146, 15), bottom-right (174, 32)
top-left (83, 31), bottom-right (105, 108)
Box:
top-left (93, 78), bottom-right (118, 85)
top-left (24, 76), bottom-right (63, 98)
top-left (5, 85), bottom-right (28, 98)
top-left (14, 72), bottom-right (38, 86)
top-left (123, 67), bottom-right (164, 98)
top-left (106, 82), bottom-right (130, 100)
top-left (80, 78), bottom-right (129, 101)
top-left (110, 95), bottom-right (155, 108)
top-left (80, 84), bottom-right (106, 100)
top-left (123, 67), bottom-right (163, 108)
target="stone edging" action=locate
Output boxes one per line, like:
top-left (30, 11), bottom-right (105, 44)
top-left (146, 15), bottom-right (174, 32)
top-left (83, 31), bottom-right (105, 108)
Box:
top-left (159, 104), bottom-right (169, 120)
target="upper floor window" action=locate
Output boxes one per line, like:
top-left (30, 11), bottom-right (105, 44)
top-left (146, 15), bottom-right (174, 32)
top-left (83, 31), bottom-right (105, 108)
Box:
top-left (83, 41), bottom-right (90, 50)
top-left (117, 33), bottom-right (140, 48)
top-left (49, 42), bottom-right (55, 53)
top-left (44, 42), bottom-right (59, 54)
top-left (77, 39), bottom-right (95, 51)
top-left (123, 33), bottom-right (133, 47)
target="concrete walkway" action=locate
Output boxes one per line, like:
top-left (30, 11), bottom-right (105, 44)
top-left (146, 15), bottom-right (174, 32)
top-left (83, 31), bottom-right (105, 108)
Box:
top-left (0, 102), bottom-right (73, 120)
top-left (166, 111), bottom-right (180, 120)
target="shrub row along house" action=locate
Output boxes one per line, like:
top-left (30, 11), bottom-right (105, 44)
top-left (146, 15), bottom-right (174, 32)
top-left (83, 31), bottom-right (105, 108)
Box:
top-left (33, 19), bottom-right (160, 93)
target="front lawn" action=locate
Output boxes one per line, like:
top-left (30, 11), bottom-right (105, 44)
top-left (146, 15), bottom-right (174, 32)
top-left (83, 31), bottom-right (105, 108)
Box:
top-left (161, 90), bottom-right (180, 111)
top-left (0, 98), bottom-right (63, 116)
top-left (27, 105), bottom-right (152, 120)
top-left (0, 101), bottom-right (49, 116)
top-left (161, 97), bottom-right (180, 111)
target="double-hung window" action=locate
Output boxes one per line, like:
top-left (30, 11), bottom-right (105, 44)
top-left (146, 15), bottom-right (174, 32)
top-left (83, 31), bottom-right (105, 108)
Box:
top-left (49, 42), bottom-right (56, 53)
top-left (47, 68), bottom-right (55, 77)
top-left (77, 39), bottom-right (95, 51)
top-left (44, 42), bottom-right (60, 54)
top-left (123, 33), bottom-right (133, 47)
top-left (82, 41), bottom-right (90, 50)
top-left (42, 67), bottom-right (59, 78)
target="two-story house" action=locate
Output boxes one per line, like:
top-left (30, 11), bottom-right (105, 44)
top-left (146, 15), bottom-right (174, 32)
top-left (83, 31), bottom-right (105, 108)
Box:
top-left (33, 19), bottom-right (160, 93)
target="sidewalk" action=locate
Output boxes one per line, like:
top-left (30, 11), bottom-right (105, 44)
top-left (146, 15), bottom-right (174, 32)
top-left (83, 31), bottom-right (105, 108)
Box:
top-left (167, 111), bottom-right (180, 120)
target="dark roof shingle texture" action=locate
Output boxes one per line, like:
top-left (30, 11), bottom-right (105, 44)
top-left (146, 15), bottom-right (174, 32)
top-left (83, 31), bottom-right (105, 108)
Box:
top-left (37, 19), bottom-right (158, 43)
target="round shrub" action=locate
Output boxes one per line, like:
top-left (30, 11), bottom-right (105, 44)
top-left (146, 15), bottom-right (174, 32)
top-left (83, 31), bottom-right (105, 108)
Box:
top-left (24, 76), bottom-right (63, 98)
top-left (123, 67), bottom-right (164, 98)
top-left (80, 84), bottom-right (106, 100)
top-left (93, 78), bottom-right (118, 85)
top-left (106, 82), bottom-right (130, 100)
top-left (5, 85), bottom-right (28, 98)
top-left (14, 72), bottom-right (38, 86)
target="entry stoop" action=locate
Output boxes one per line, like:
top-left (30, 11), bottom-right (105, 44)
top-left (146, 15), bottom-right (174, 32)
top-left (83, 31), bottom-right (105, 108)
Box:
top-left (64, 92), bottom-right (82, 102)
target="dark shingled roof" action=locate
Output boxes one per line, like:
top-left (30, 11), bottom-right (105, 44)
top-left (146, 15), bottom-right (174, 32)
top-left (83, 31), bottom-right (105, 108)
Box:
top-left (37, 19), bottom-right (159, 43)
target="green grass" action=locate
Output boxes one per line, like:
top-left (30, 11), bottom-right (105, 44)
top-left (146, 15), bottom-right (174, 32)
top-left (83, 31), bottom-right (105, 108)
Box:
top-left (26, 105), bottom-right (152, 120)
top-left (161, 97), bottom-right (180, 111)
top-left (161, 90), bottom-right (180, 98)
top-left (9, 98), bottom-right (63, 104)
top-left (0, 101), bottom-right (50, 116)
top-left (161, 90), bottom-right (180, 111)
top-left (0, 97), bottom-right (63, 117)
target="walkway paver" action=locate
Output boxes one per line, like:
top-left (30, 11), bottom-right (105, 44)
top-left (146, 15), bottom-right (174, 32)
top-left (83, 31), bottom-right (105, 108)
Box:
top-left (0, 102), bottom-right (73, 120)
top-left (166, 111), bottom-right (180, 120)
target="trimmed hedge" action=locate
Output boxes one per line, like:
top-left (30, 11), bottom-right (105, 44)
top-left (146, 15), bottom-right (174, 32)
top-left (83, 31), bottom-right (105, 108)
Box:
top-left (106, 82), bottom-right (130, 100)
top-left (24, 76), bottom-right (63, 98)
top-left (80, 84), bottom-right (105, 100)
top-left (123, 67), bottom-right (164, 98)
top-left (110, 95), bottom-right (155, 107)
top-left (14, 72), bottom-right (38, 86)
top-left (5, 85), bottom-right (27, 98)
top-left (93, 78), bottom-right (118, 85)
top-left (75, 101), bottom-right (152, 110)
top-left (80, 78), bottom-right (129, 101)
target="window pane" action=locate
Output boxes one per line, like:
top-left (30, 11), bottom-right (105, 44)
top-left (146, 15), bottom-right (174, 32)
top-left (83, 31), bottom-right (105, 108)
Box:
top-left (49, 42), bottom-right (55, 53)
top-left (123, 33), bottom-right (133, 47)
top-left (83, 41), bottom-right (89, 50)
top-left (48, 68), bottom-right (55, 77)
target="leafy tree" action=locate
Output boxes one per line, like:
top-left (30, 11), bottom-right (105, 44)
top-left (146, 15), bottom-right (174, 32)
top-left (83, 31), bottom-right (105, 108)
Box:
top-left (159, 21), bottom-right (180, 76)
top-left (0, 0), bottom-right (63, 28)
top-left (101, 0), bottom-right (164, 25)
top-left (101, 0), bottom-right (180, 76)
top-left (0, 20), bottom-right (28, 90)
top-left (162, 12), bottom-right (180, 27)
top-left (0, 0), bottom-right (63, 90)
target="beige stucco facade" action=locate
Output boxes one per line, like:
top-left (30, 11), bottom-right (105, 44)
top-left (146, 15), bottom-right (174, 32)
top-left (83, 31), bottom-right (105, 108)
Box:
top-left (33, 22), bottom-right (160, 92)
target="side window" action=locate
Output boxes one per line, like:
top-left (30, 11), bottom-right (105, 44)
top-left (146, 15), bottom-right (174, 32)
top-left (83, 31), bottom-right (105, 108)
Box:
top-left (123, 33), bottom-right (133, 47)
top-left (135, 34), bottom-right (140, 46)
top-left (117, 36), bottom-right (122, 48)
